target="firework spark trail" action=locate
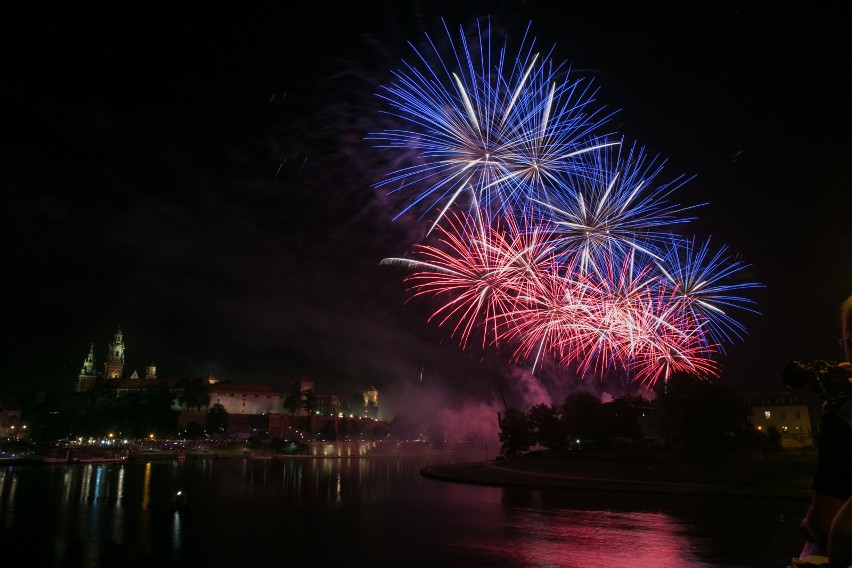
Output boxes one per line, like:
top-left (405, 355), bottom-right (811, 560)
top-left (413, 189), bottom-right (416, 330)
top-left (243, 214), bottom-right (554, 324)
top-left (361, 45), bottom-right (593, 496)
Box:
top-left (368, 17), bottom-right (618, 228)
top-left (373, 18), bottom-right (762, 388)
top-left (500, 261), bottom-right (603, 372)
top-left (381, 210), bottom-right (553, 349)
top-left (655, 236), bottom-right (762, 352)
top-left (619, 279), bottom-right (719, 386)
top-left (538, 140), bottom-right (700, 272)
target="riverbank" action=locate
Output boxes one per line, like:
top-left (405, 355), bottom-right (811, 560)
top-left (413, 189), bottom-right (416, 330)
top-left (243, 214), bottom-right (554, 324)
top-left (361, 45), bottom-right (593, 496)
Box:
top-left (421, 449), bottom-right (817, 498)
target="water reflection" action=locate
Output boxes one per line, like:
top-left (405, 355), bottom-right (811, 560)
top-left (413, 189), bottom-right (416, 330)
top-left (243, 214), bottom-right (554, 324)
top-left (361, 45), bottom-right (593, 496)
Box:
top-left (0, 457), bottom-right (808, 567)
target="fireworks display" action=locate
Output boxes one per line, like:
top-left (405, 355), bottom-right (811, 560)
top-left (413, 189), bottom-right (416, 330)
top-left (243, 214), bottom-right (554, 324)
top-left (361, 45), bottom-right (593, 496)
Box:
top-left (371, 18), bottom-right (761, 388)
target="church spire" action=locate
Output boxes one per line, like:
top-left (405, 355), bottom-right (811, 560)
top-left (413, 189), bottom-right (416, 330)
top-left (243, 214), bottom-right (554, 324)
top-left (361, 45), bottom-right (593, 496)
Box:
top-left (81, 343), bottom-right (95, 375)
top-left (104, 324), bottom-right (125, 381)
top-left (75, 343), bottom-right (98, 392)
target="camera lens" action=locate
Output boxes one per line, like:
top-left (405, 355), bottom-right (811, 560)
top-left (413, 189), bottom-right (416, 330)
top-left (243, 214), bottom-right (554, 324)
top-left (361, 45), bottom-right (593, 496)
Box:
top-left (782, 360), bottom-right (812, 389)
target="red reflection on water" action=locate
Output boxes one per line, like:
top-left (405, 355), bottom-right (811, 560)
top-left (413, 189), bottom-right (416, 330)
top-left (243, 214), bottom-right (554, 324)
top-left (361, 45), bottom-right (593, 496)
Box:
top-left (453, 503), bottom-right (708, 567)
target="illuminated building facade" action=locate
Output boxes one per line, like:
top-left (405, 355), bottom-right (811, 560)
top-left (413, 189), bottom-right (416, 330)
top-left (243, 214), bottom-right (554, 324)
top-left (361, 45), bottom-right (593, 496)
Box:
top-left (209, 383), bottom-right (285, 415)
top-left (748, 391), bottom-right (816, 448)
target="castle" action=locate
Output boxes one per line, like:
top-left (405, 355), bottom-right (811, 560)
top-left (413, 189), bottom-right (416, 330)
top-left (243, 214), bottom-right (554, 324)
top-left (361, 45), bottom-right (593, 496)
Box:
top-left (74, 325), bottom-right (380, 421)
top-left (76, 325), bottom-right (158, 392)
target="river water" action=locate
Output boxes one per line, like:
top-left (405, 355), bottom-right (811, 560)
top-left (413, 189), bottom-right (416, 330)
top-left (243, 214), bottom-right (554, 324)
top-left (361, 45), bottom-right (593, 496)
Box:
top-left (0, 454), bottom-right (809, 567)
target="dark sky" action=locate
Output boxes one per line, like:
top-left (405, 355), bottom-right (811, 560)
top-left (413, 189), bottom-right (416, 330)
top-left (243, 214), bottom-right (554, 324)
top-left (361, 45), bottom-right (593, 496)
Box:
top-left (3, 2), bottom-right (850, 417)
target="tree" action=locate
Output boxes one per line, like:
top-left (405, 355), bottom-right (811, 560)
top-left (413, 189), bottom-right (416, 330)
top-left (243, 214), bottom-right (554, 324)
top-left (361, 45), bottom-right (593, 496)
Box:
top-left (661, 374), bottom-right (753, 455)
top-left (178, 379), bottom-right (211, 412)
top-left (136, 385), bottom-right (179, 437)
top-left (560, 391), bottom-right (601, 446)
top-left (596, 397), bottom-right (642, 444)
top-left (498, 408), bottom-right (532, 458)
top-left (350, 393), bottom-right (366, 417)
top-left (206, 403), bottom-right (228, 433)
top-left (526, 403), bottom-right (566, 452)
top-left (303, 390), bottom-right (317, 416)
top-left (283, 393), bottom-right (301, 415)
top-left (765, 425), bottom-right (783, 453)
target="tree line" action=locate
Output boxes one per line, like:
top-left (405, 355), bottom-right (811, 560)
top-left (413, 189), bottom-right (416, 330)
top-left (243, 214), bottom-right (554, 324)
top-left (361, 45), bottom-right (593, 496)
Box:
top-left (498, 374), bottom-right (784, 458)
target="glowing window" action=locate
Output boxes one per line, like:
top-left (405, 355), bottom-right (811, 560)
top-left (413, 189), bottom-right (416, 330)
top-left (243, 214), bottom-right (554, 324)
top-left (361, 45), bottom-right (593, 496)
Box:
top-left (764, 411), bottom-right (771, 420)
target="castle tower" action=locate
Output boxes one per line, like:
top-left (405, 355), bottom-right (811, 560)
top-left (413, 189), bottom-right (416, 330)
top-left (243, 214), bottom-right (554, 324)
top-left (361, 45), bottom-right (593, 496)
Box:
top-left (365, 386), bottom-right (378, 406)
top-left (76, 343), bottom-right (98, 392)
top-left (365, 386), bottom-right (379, 419)
top-left (145, 361), bottom-right (157, 382)
top-left (103, 325), bottom-right (125, 381)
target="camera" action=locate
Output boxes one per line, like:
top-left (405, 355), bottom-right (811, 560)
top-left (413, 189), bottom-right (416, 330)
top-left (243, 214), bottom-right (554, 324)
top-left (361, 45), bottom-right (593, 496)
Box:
top-left (782, 359), bottom-right (852, 405)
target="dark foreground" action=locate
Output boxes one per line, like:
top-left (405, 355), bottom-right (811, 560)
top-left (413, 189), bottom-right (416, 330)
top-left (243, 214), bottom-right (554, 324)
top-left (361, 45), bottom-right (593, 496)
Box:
top-left (422, 449), bottom-right (817, 498)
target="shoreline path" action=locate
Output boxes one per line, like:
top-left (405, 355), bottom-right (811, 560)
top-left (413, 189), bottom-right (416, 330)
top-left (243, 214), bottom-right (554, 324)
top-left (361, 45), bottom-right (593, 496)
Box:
top-left (421, 460), bottom-right (814, 499)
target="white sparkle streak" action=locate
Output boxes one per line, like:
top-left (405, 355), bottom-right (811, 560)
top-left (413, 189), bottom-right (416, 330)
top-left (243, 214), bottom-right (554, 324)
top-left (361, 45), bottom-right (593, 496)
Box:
top-left (618, 181), bottom-right (644, 215)
top-left (559, 140), bottom-right (621, 161)
top-left (428, 176), bottom-right (474, 235)
top-left (595, 173), bottom-right (618, 216)
top-left (501, 53), bottom-right (539, 127)
top-left (540, 82), bottom-right (555, 138)
top-left (452, 73), bottom-right (480, 134)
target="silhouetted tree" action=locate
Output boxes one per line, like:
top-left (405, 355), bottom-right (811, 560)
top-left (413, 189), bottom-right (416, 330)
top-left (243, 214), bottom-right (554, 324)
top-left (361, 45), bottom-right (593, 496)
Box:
top-left (661, 374), bottom-right (752, 455)
top-left (351, 393), bottom-right (366, 417)
top-left (177, 379), bottom-right (210, 412)
top-left (303, 389), bottom-right (317, 416)
top-left (206, 403), bottom-right (228, 433)
top-left (597, 397), bottom-right (642, 444)
top-left (125, 385), bottom-right (179, 437)
top-left (526, 403), bottom-right (567, 452)
top-left (765, 425), bottom-right (783, 453)
top-left (560, 391), bottom-right (602, 446)
top-left (283, 393), bottom-right (301, 415)
top-left (498, 408), bottom-right (532, 458)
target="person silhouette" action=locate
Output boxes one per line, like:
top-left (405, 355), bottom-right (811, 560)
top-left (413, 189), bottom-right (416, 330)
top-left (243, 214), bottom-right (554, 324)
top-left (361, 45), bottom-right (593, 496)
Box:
top-left (798, 293), bottom-right (852, 566)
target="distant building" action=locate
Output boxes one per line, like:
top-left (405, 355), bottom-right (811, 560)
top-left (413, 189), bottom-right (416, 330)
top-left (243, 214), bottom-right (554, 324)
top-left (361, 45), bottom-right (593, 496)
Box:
top-left (0, 398), bottom-right (22, 438)
top-left (312, 386), bottom-right (342, 417)
top-left (73, 326), bottom-right (382, 434)
top-left (748, 391), bottom-right (817, 448)
top-left (285, 378), bottom-right (376, 419)
top-left (76, 325), bottom-right (158, 392)
top-left (76, 343), bottom-right (98, 392)
top-left (209, 383), bottom-right (285, 415)
top-left (633, 401), bottom-right (663, 445)
top-left (103, 325), bottom-right (126, 380)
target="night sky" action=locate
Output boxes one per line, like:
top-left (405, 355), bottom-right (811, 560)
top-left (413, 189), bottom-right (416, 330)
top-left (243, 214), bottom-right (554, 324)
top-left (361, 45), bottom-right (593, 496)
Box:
top-left (4, 2), bottom-right (850, 418)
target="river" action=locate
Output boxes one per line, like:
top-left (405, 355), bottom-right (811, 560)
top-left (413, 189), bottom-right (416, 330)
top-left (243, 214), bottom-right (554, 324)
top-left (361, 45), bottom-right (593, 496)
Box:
top-left (0, 454), bottom-right (809, 567)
